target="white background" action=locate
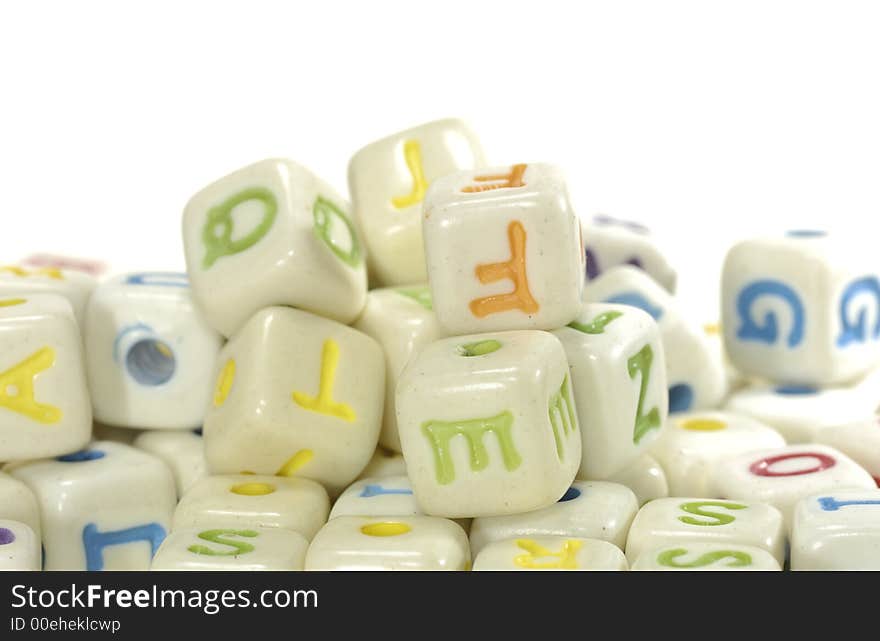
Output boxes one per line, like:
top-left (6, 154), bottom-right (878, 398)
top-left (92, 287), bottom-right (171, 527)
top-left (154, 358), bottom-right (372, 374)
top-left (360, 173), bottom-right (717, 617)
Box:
top-left (2, 0), bottom-right (879, 318)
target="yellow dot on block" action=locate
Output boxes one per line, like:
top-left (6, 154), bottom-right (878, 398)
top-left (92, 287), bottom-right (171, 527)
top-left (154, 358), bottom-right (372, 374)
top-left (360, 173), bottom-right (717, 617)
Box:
top-left (680, 418), bottom-right (727, 432)
top-left (0, 299), bottom-right (25, 307)
top-left (703, 323), bottom-right (721, 335)
top-left (276, 449), bottom-right (313, 476)
top-left (230, 482), bottom-right (275, 496)
top-left (213, 359), bottom-right (235, 407)
top-left (360, 522), bottom-right (411, 537)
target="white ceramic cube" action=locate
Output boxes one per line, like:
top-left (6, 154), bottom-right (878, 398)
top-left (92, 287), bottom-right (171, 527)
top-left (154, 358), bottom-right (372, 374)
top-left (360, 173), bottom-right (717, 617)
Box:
top-left (353, 286), bottom-right (442, 452)
top-left (0, 294), bottom-right (91, 460)
top-left (173, 474), bottom-right (329, 540)
top-left (0, 520), bottom-right (40, 571)
top-left (423, 163), bottom-right (584, 334)
top-left (631, 542), bottom-right (781, 571)
top-left (9, 441), bottom-right (176, 570)
top-left (791, 489), bottom-right (880, 570)
top-left (397, 330), bottom-right (580, 517)
top-left (710, 444), bottom-right (876, 529)
top-left (359, 448), bottom-right (407, 480)
top-left (583, 215), bottom-right (677, 292)
top-left (472, 536), bottom-right (627, 571)
top-left (605, 455), bottom-right (669, 506)
top-left (134, 430), bottom-right (207, 497)
top-left (0, 265), bottom-right (96, 327)
top-left (722, 233), bottom-right (880, 385)
top-left (304, 516), bottom-right (469, 571)
top-left (84, 273), bottom-right (222, 430)
top-left (183, 159), bottom-right (367, 337)
top-left (204, 307), bottom-right (385, 493)
top-left (725, 382), bottom-right (878, 443)
top-left (151, 526), bottom-right (309, 571)
top-left (330, 475), bottom-right (418, 520)
top-left (348, 119), bottom-right (485, 287)
top-left (584, 266), bottom-right (727, 413)
top-left (0, 472), bottom-right (41, 540)
top-left (469, 481), bottom-right (638, 554)
top-left (651, 411), bottom-right (786, 497)
top-left (625, 497), bottom-right (785, 564)
top-left (553, 303), bottom-right (668, 478)
top-left (815, 418), bottom-right (880, 484)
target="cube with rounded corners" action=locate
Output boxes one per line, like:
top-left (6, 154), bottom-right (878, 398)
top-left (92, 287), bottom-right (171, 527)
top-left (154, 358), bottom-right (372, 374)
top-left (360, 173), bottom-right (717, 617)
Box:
top-left (0, 294), bottom-right (91, 460)
top-left (348, 119), bottom-right (485, 287)
top-left (631, 542), bottom-right (781, 571)
top-left (0, 265), bottom-right (95, 328)
top-left (204, 307), bottom-right (385, 493)
top-left (9, 442), bottom-right (176, 570)
top-left (183, 159), bottom-right (367, 337)
top-left (134, 430), bottom-right (207, 498)
top-left (397, 330), bottom-right (580, 518)
top-left (472, 535), bottom-right (627, 571)
top-left (84, 272), bottom-right (222, 430)
top-left (0, 519), bottom-right (41, 570)
top-left (423, 163), bottom-right (584, 334)
top-left (151, 526), bottom-right (309, 571)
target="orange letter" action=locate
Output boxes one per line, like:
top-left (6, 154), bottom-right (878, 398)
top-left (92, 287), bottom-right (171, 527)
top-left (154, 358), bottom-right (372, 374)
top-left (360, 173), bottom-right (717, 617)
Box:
top-left (469, 221), bottom-right (539, 318)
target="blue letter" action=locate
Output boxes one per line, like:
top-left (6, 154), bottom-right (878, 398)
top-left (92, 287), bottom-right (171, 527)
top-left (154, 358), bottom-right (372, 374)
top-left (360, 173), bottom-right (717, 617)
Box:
top-left (603, 292), bottom-right (662, 320)
top-left (836, 276), bottom-right (880, 347)
top-left (83, 523), bottom-right (166, 571)
top-left (736, 280), bottom-right (805, 348)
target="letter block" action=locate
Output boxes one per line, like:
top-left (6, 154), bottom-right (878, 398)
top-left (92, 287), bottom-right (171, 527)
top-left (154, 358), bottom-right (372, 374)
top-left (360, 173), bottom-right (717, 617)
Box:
top-left (353, 286), bottom-right (442, 452)
top-left (347, 119), bottom-right (486, 287)
top-left (422, 163), bottom-right (585, 334)
top-left (173, 474), bottom-right (330, 541)
top-left (472, 536), bottom-right (627, 571)
top-left (469, 481), bottom-right (638, 554)
top-left (604, 455), bottom-right (669, 506)
top-left (722, 233), bottom-right (880, 385)
top-left (204, 307), bottom-right (385, 493)
top-left (329, 475), bottom-right (419, 520)
top-left (582, 215), bottom-right (677, 292)
top-left (397, 331), bottom-right (581, 518)
top-left (0, 472), bottom-right (41, 541)
top-left (182, 159), bottom-right (367, 337)
top-left (84, 273), bottom-right (222, 430)
top-left (552, 303), bottom-right (668, 479)
top-left (0, 294), bottom-right (91, 460)
top-left (304, 516), bottom-right (470, 571)
top-left (0, 265), bottom-right (96, 328)
top-left (624, 498), bottom-right (786, 564)
top-left (583, 266), bottom-right (727, 413)
top-left (359, 448), bottom-right (408, 480)
top-left (10, 442), bottom-right (176, 570)
top-left (710, 444), bottom-right (876, 529)
top-left (651, 411), bottom-right (785, 496)
top-left (151, 526), bottom-right (309, 571)
top-left (725, 382), bottom-right (878, 443)
top-left (791, 489), bottom-right (880, 570)
top-left (631, 542), bottom-right (781, 571)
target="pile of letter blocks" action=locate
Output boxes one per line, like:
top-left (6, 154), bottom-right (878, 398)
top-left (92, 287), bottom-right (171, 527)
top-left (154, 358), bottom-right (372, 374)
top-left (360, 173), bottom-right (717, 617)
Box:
top-left (1, 118), bottom-right (879, 571)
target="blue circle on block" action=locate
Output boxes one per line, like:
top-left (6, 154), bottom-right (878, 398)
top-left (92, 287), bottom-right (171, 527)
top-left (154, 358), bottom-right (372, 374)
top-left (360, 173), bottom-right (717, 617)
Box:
top-left (0, 527), bottom-right (15, 545)
top-left (775, 385), bottom-right (819, 396)
top-left (558, 487), bottom-right (581, 502)
top-left (668, 384), bottom-right (694, 413)
top-left (786, 230), bottom-right (827, 238)
top-left (57, 449), bottom-right (105, 463)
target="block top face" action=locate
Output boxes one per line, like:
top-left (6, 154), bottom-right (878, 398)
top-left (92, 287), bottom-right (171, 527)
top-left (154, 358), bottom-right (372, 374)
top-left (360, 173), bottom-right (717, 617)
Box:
top-left (103, 272), bottom-right (192, 295)
top-left (358, 286), bottom-right (436, 323)
top-left (663, 410), bottom-right (785, 447)
top-left (631, 542), bottom-right (781, 571)
top-left (399, 330), bottom-right (566, 387)
top-left (727, 232), bottom-right (874, 271)
top-left (329, 475), bottom-right (419, 519)
top-left (183, 158), bottom-right (362, 276)
top-left (795, 488), bottom-right (880, 525)
top-left (424, 163), bottom-right (570, 216)
top-left (9, 441), bottom-right (168, 486)
top-left (582, 266), bottom-right (672, 326)
top-left (0, 265), bottom-right (96, 289)
top-left (0, 293), bottom-right (76, 323)
top-left (348, 118), bottom-right (485, 204)
top-left (556, 302), bottom-right (657, 348)
top-left (472, 535), bottom-right (627, 571)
